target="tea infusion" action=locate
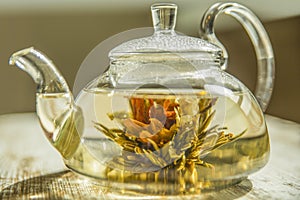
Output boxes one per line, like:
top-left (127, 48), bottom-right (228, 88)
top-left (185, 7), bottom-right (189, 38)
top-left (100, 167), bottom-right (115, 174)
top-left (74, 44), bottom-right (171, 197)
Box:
top-left (37, 88), bottom-right (269, 192)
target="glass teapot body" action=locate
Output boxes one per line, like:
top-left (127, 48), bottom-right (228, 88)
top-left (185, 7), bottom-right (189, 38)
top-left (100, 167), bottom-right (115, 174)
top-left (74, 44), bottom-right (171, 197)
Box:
top-left (10, 2), bottom-right (274, 195)
top-left (64, 60), bottom-right (269, 189)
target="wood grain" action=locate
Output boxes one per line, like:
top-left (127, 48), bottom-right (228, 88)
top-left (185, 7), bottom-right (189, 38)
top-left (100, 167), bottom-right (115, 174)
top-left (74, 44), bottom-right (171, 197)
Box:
top-left (0, 113), bottom-right (299, 199)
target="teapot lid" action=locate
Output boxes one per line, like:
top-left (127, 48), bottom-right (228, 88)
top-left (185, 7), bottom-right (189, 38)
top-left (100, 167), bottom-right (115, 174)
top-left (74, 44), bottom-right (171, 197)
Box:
top-left (109, 3), bottom-right (223, 66)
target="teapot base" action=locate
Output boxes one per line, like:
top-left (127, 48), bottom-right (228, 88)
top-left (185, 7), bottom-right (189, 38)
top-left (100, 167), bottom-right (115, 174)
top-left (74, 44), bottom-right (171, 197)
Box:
top-left (64, 133), bottom-right (269, 195)
top-left (68, 165), bottom-right (247, 196)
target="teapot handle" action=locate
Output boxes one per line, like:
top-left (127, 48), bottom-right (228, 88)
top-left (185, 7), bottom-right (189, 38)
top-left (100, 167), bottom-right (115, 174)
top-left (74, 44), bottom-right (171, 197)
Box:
top-left (199, 2), bottom-right (275, 112)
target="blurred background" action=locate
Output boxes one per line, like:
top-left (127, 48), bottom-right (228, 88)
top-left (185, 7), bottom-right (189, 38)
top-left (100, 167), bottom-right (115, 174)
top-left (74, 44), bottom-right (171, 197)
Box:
top-left (0, 0), bottom-right (299, 122)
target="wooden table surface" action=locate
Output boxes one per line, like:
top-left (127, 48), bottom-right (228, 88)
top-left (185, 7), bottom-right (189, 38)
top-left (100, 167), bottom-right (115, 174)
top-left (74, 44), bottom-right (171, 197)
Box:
top-left (0, 113), bottom-right (299, 199)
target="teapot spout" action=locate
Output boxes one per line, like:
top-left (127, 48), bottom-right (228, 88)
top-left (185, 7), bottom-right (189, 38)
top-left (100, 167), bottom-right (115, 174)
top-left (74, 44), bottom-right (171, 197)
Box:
top-left (9, 47), bottom-right (83, 159)
top-left (9, 47), bottom-right (70, 93)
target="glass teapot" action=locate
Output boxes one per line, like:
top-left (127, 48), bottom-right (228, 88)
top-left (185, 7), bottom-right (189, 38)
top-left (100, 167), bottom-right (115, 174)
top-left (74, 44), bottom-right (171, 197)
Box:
top-left (9, 2), bottom-right (274, 195)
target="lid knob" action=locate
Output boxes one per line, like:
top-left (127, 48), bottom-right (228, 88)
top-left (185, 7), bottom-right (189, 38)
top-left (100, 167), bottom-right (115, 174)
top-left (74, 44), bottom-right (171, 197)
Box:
top-left (151, 3), bottom-right (177, 32)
